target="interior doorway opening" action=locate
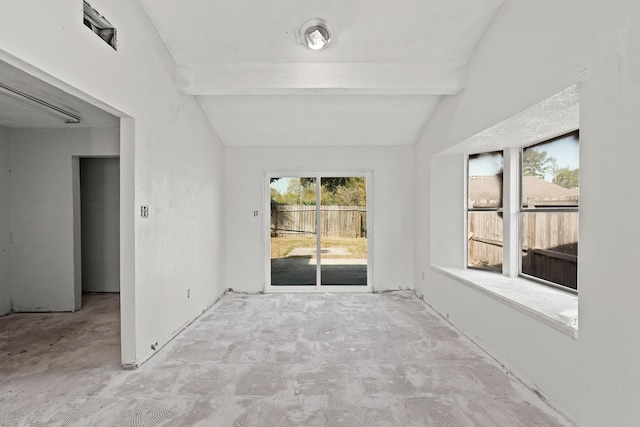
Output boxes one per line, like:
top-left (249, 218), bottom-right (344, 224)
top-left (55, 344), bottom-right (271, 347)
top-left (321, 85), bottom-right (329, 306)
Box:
top-left (267, 173), bottom-right (371, 292)
top-left (80, 157), bottom-right (120, 296)
top-left (0, 54), bottom-right (128, 366)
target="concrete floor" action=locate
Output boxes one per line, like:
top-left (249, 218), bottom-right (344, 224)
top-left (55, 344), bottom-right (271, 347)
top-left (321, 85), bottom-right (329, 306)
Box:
top-left (271, 257), bottom-right (368, 286)
top-left (0, 292), bottom-right (575, 426)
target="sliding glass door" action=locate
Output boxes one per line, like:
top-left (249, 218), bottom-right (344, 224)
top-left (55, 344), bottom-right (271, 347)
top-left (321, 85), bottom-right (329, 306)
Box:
top-left (267, 174), bottom-right (370, 291)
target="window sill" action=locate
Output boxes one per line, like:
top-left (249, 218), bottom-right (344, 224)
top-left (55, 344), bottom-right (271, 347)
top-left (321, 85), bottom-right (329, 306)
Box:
top-left (433, 266), bottom-right (578, 338)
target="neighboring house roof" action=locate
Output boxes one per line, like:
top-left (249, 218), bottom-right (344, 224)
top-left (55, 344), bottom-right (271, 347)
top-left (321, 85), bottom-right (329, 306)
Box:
top-left (468, 175), bottom-right (578, 207)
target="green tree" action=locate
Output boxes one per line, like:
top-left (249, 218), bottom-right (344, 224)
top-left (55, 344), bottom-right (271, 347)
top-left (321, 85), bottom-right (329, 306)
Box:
top-left (270, 187), bottom-right (281, 201)
top-left (336, 177), bottom-right (366, 206)
top-left (271, 177), bottom-right (366, 206)
top-left (522, 149), bottom-right (557, 179)
top-left (319, 177), bottom-right (366, 206)
top-left (276, 178), bottom-right (316, 204)
top-left (553, 166), bottom-right (579, 189)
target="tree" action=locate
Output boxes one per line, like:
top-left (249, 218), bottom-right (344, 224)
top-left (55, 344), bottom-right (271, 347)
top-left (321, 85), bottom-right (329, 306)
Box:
top-left (270, 187), bottom-right (281, 201)
top-left (270, 177), bottom-right (366, 206)
top-left (335, 177), bottom-right (366, 206)
top-left (522, 149), bottom-right (557, 179)
top-left (280, 178), bottom-right (316, 204)
top-left (553, 166), bottom-right (579, 189)
top-left (319, 177), bottom-right (366, 206)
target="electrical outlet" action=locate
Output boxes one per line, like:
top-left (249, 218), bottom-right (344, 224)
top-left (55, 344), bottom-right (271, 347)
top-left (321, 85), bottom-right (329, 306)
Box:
top-left (253, 210), bottom-right (259, 217)
top-left (422, 272), bottom-right (425, 280)
top-left (187, 289), bottom-right (190, 299)
top-left (141, 205), bottom-right (149, 218)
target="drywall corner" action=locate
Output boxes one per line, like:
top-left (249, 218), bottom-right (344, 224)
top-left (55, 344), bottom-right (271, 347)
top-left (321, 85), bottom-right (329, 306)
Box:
top-left (0, 126), bottom-right (10, 315)
top-left (119, 118), bottom-right (136, 366)
top-left (72, 157), bottom-right (82, 311)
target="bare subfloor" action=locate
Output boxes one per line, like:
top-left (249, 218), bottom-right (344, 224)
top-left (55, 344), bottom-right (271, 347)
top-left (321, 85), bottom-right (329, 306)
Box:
top-left (0, 292), bottom-right (575, 426)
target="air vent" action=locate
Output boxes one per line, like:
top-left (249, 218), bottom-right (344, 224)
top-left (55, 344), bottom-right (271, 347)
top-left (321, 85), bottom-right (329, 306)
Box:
top-left (83, 1), bottom-right (117, 50)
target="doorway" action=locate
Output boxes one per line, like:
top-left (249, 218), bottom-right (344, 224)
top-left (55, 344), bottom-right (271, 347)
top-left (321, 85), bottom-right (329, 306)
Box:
top-left (267, 173), bottom-right (371, 292)
top-left (80, 157), bottom-right (120, 294)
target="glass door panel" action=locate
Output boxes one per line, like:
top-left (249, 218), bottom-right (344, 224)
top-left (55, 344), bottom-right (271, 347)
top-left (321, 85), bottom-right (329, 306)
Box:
top-left (270, 177), bottom-right (317, 286)
top-left (319, 177), bottom-right (368, 286)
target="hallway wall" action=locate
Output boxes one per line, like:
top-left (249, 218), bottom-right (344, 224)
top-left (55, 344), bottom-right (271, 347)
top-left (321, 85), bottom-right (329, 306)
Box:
top-left (413, 0), bottom-right (640, 425)
top-left (0, 126), bottom-right (9, 315)
top-left (225, 145), bottom-right (414, 292)
top-left (0, 0), bottom-right (226, 365)
top-left (9, 128), bottom-right (119, 312)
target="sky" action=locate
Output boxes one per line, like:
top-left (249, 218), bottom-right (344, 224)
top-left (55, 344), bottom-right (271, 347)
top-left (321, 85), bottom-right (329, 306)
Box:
top-left (270, 177), bottom-right (293, 194)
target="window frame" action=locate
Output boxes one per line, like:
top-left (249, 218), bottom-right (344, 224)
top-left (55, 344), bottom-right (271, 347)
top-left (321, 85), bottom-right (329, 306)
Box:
top-left (466, 129), bottom-right (579, 295)
top-left (466, 151), bottom-right (504, 272)
top-left (518, 130), bottom-right (579, 293)
top-left (441, 85), bottom-right (579, 335)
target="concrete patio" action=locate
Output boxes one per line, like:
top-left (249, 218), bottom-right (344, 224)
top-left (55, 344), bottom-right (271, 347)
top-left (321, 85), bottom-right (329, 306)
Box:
top-left (271, 257), bottom-right (367, 286)
top-left (0, 291), bottom-right (575, 426)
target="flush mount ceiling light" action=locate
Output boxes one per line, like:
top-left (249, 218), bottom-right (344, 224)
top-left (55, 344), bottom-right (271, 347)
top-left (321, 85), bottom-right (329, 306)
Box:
top-left (299, 18), bottom-right (332, 50)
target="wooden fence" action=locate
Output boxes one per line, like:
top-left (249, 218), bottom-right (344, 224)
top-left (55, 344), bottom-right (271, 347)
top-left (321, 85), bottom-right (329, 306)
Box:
top-left (467, 212), bottom-right (504, 271)
top-left (271, 204), bottom-right (367, 238)
top-left (468, 211), bottom-right (578, 289)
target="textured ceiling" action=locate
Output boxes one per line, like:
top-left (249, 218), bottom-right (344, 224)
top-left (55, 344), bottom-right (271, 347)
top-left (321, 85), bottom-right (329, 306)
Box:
top-left (138, 0), bottom-right (503, 64)
top-left (199, 95), bottom-right (442, 146)
top-left (442, 85), bottom-right (580, 155)
top-left (3, 1), bottom-right (504, 140)
top-left (138, 0), bottom-right (504, 146)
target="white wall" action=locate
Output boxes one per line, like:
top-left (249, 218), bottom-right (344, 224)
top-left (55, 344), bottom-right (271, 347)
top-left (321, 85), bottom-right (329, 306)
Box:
top-left (414, 1), bottom-right (640, 425)
top-left (226, 145), bottom-right (413, 292)
top-left (9, 128), bottom-right (119, 311)
top-left (81, 157), bottom-right (120, 293)
top-left (0, 126), bottom-right (10, 315)
top-left (0, 0), bottom-right (226, 365)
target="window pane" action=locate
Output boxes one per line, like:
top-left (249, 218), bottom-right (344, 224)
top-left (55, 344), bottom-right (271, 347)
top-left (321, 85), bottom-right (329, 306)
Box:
top-left (319, 177), bottom-right (367, 286)
top-left (521, 211), bottom-right (578, 290)
top-left (468, 151), bottom-right (503, 209)
top-left (522, 131), bottom-right (579, 208)
top-left (270, 177), bottom-right (317, 286)
top-left (468, 211), bottom-right (503, 271)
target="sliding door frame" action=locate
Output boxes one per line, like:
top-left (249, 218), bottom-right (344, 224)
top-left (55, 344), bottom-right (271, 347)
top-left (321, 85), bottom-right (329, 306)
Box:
top-left (264, 171), bottom-right (373, 293)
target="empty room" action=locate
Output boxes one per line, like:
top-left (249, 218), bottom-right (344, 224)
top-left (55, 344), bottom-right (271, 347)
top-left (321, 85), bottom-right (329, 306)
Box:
top-left (1, 1), bottom-right (639, 425)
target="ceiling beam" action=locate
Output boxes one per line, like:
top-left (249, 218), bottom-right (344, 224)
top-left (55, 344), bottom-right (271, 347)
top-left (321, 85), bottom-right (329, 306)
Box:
top-left (176, 62), bottom-right (466, 95)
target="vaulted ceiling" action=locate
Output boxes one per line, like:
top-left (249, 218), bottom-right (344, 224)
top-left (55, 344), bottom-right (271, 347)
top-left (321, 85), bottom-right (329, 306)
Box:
top-left (0, 1), bottom-right (504, 139)
top-left (138, 0), bottom-right (504, 146)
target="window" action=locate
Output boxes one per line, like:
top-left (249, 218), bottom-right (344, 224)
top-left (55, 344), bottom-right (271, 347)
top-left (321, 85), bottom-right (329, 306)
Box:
top-left (467, 151), bottom-right (503, 271)
top-left (521, 131), bottom-right (579, 290)
top-left (467, 130), bottom-right (579, 292)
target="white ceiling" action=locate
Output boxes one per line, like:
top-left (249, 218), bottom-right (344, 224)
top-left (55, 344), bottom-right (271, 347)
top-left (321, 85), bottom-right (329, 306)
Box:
top-left (1, 2), bottom-right (504, 140)
top-left (0, 61), bottom-right (119, 129)
top-left (199, 95), bottom-right (441, 146)
top-left (139, 0), bottom-right (502, 64)
top-left (139, 0), bottom-right (504, 146)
